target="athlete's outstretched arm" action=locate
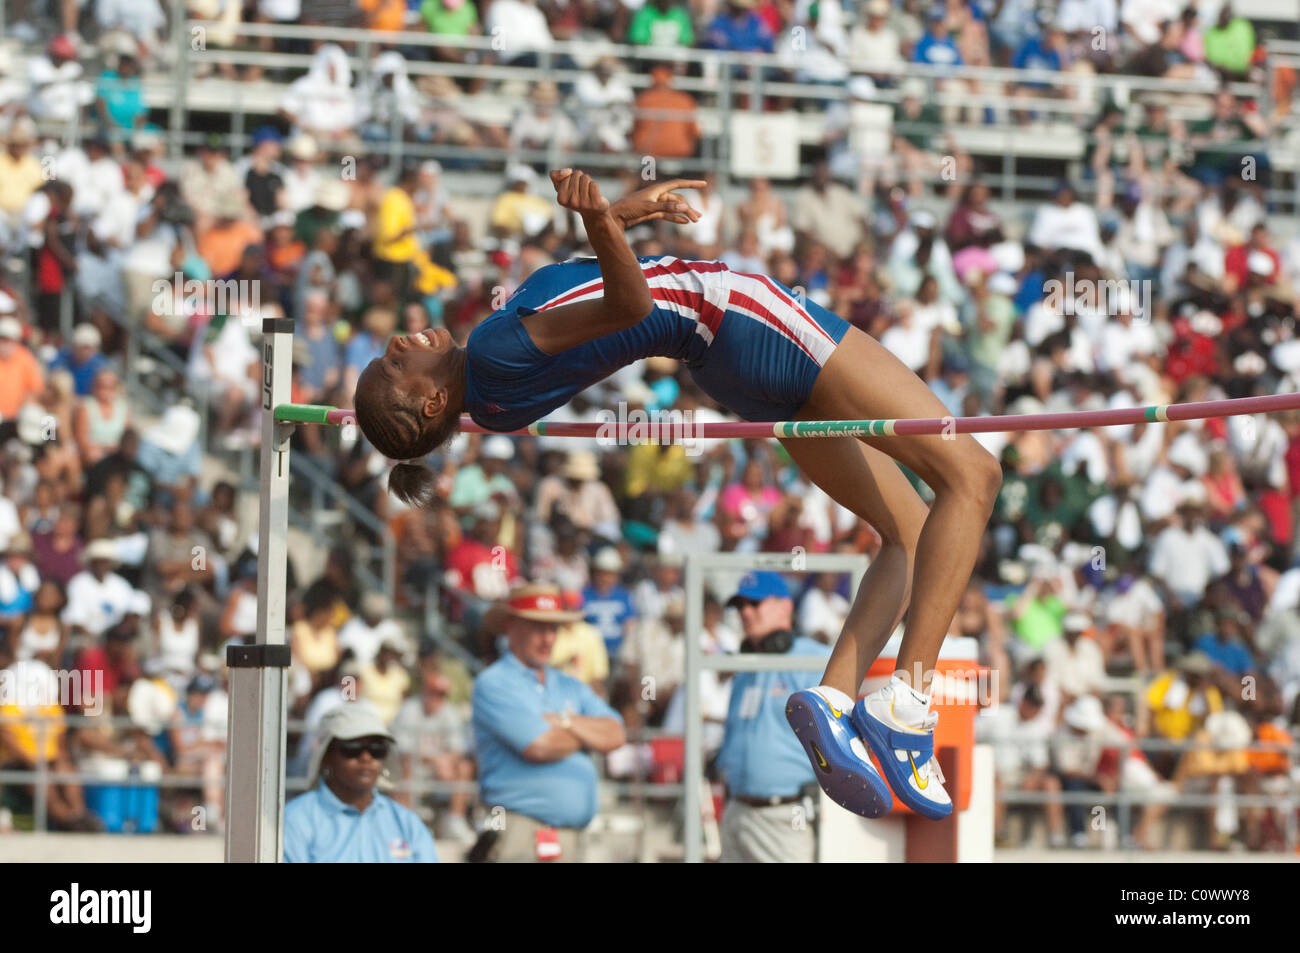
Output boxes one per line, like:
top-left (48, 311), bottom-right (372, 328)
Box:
top-left (519, 169), bottom-right (700, 354)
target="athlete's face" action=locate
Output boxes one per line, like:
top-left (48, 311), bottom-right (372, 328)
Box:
top-left (358, 327), bottom-right (463, 427)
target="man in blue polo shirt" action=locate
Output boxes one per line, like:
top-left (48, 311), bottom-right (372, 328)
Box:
top-left (716, 571), bottom-right (829, 862)
top-left (472, 582), bottom-right (626, 862)
top-left (283, 703), bottom-right (438, 862)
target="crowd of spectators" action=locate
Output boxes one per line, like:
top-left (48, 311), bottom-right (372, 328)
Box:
top-left (0, 1), bottom-right (1297, 852)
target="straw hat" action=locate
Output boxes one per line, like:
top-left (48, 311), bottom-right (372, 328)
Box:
top-left (563, 450), bottom-right (600, 481)
top-left (313, 178), bottom-right (350, 212)
top-left (286, 133), bottom-right (320, 161)
top-left (496, 582), bottom-right (584, 623)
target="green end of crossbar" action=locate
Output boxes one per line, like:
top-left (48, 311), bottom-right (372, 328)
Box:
top-left (275, 404), bottom-right (337, 424)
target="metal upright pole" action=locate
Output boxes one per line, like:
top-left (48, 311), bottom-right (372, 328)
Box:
top-left (170, 0), bottom-right (191, 163)
top-left (224, 318), bottom-right (295, 862)
top-left (683, 553), bottom-right (704, 864)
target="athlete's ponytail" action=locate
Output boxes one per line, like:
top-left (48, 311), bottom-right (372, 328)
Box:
top-left (387, 461), bottom-right (439, 508)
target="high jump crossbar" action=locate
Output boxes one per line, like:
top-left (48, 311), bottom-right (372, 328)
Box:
top-left (274, 391), bottom-right (1300, 438)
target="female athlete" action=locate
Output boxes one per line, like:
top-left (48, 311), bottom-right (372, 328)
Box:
top-left (352, 169), bottom-right (1001, 820)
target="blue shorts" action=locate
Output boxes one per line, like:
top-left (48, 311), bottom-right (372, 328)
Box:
top-left (686, 272), bottom-right (851, 422)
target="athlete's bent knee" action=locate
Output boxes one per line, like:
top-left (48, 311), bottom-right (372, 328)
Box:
top-left (956, 444), bottom-right (1002, 515)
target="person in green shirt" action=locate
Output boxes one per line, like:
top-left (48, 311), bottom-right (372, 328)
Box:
top-left (628, 0), bottom-right (695, 49)
top-left (1004, 569), bottom-right (1067, 652)
top-left (421, 0), bottom-right (479, 36)
top-left (1203, 5), bottom-right (1255, 78)
top-left (892, 81), bottom-right (942, 152)
top-left (1185, 89), bottom-right (1267, 181)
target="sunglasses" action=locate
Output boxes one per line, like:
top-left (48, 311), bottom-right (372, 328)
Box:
top-left (335, 738), bottom-right (392, 760)
top-left (733, 598), bottom-right (762, 610)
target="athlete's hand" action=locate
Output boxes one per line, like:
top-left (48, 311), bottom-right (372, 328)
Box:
top-left (608, 178), bottom-right (707, 229)
top-left (550, 169), bottom-right (610, 218)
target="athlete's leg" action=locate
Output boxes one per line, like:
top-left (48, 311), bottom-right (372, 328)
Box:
top-left (777, 434), bottom-right (929, 697)
top-left (797, 326), bottom-right (1002, 693)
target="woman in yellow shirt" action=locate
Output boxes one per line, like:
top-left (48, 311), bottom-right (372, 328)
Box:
top-left (291, 596), bottom-right (341, 681)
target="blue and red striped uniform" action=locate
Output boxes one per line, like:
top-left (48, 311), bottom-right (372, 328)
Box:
top-left (465, 255), bottom-right (850, 431)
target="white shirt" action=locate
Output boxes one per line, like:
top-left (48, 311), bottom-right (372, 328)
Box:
top-left (484, 0), bottom-right (554, 59)
top-left (93, 186), bottom-right (150, 249)
top-left (1088, 494), bottom-right (1144, 550)
top-left (1097, 318), bottom-right (1159, 375)
top-left (1028, 201), bottom-right (1104, 264)
top-left (1103, 576), bottom-right (1164, 629)
top-left (1060, 431), bottom-right (1108, 484)
top-left (1121, 0), bottom-right (1181, 46)
top-left (27, 55), bottom-right (92, 122)
top-left (259, 0), bottom-right (302, 20)
top-left (1057, 0), bottom-right (1118, 32)
top-left (61, 570), bottom-right (141, 637)
top-left (1043, 634), bottom-right (1106, 697)
top-left (1149, 524), bottom-right (1229, 598)
top-left (848, 26), bottom-right (902, 69)
top-left (336, 617), bottom-right (405, 668)
top-left (1137, 464), bottom-right (1185, 522)
top-left (798, 587), bottom-right (850, 643)
top-left (0, 498), bottom-right (20, 553)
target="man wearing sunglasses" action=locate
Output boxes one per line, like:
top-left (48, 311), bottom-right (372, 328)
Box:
top-left (283, 704), bottom-right (438, 862)
top-left (716, 570), bottom-right (830, 862)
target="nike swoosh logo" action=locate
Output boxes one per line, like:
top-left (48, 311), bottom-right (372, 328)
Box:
top-left (811, 743), bottom-right (830, 773)
top-left (909, 754), bottom-right (928, 791)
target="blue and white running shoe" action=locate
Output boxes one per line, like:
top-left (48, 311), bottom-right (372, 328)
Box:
top-left (852, 686), bottom-right (952, 820)
top-left (785, 688), bottom-right (893, 819)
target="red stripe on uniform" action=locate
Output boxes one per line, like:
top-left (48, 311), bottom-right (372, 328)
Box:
top-left (727, 289), bottom-right (817, 362)
top-left (543, 277), bottom-right (605, 309)
top-left (752, 274), bottom-right (837, 346)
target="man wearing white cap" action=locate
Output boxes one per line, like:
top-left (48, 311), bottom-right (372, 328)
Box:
top-left (1149, 495), bottom-right (1229, 611)
top-left (489, 165), bottom-right (554, 239)
top-left (534, 450), bottom-right (620, 543)
top-left (581, 547), bottom-right (638, 659)
top-left (49, 324), bottom-right (109, 397)
top-left (448, 435), bottom-right (517, 509)
top-left (471, 583), bottom-right (625, 862)
top-left (61, 538), bottom-right (149, 640)
top-left (284, 703), bottom-right (438, 862)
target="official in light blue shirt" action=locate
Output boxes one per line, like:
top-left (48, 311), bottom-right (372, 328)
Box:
top-left (716, 571), bottom-right (831, 799)
top-left (473, 584), bottom-right (626, 831)
top-left (283, 703), bottom-right (438, 863)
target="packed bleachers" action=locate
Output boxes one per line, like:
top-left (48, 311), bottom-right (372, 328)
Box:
top-left (0, 0), bottom-right (1298, 853)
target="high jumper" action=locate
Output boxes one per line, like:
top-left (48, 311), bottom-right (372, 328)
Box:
top-left (350, 168), bottom-right (1005, 820)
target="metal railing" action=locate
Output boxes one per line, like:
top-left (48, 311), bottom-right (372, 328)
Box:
top-left (138, 18), bottom-right (1298, 212)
